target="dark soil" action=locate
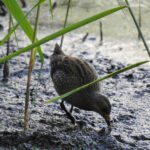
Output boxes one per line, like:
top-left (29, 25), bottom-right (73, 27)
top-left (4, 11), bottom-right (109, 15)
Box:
top-left (0, 2), bottom-right (150, 148)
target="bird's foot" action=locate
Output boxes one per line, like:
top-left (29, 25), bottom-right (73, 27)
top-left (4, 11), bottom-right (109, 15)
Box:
top-left (60, 101), bottom-right (76, 124)
top-left (67, 113), bottom-right (76, 124)
top-left (76, 120), bottom-right (87, 127)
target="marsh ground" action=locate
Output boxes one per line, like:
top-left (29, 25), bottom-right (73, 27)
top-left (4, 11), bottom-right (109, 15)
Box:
top-left (0, 0), bottom-right (150, 149)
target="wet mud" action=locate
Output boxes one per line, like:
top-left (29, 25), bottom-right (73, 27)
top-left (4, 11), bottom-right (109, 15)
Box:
top-left (0, 1), bottom-right (150, 148)
top-left (0, 33), bottom-right (150, 149)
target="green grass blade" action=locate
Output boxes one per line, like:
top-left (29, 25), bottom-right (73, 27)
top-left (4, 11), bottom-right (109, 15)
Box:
top-left (49, 0), bottom-right (53, 18)
top-left (125, 0), bottom-right (150, 57)
top-left (0, 5), bottom-right (126, 63)
top-left (0, 0), bottom-right (46, 47)
top-left (60, 0), bottom-right (71, 48)
top-left (70, 0), bottom-right (72, 8)
top-left (45, 60), bottom-right (149, 103)
top-left (24, 4), bottom-right (41, 131)
top-left (11, 16), bottom-right (19, 48)
top-left (2, 0), bottom-right (45, 64)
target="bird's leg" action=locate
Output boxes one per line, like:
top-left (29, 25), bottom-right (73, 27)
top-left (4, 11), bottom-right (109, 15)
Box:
top-left (20, 0), bottom-right (27, 8)
top-left (60, 100), bottom-right (76, 124)
top-left (70, 105), bottom-right (74, 113)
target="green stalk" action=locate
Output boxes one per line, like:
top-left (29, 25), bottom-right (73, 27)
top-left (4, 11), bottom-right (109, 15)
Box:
top-left (49, 0), bottom-right (53, 18)
top-left (45, 60), bottom-right (149, 103)
top-left (138, 0), bottom-right (141, 40)
top-left (11, 17), bottom-right (19, 48)
top-left (125, 0), bottom-right (150, 57)
top-left (60, 0), bottom-right (71, 48)
top-left (0, 0), bottom-right (45, 47)
top-left (0, 6), bottom-right (127, 64)
top-left (2, 0), bottom-right (45, 64)
top-left (24, 4), bottom-right (40, 131)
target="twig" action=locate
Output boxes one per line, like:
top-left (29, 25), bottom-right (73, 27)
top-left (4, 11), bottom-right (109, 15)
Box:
top-left (82, 32), bottom-right (89, 42)
top-left (52, 2), bottom-right (57, 10)
top-left (99, 21), bottom-right (103, 45)
top-left (3, 14), bottom-right (11, 81)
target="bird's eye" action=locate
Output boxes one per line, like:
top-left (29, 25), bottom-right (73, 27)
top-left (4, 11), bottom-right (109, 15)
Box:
top-left (102, 108), bottom-right (108, 113)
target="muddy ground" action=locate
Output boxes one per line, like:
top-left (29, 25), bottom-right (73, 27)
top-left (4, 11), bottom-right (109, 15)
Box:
top-left (0, 31), bottom-right (150, 149)
top-left (0, 1), bottom-right (150, 149)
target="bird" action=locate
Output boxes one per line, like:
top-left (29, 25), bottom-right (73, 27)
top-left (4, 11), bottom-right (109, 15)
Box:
top-left (50, 43), bottom-right (111, 126)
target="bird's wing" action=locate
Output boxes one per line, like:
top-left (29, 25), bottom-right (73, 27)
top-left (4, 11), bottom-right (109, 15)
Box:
top-left (66, 56), bottom-right (100, 91)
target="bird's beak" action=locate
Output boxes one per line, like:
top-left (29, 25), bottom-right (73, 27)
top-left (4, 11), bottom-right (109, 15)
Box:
top-left (104, 114), bottom-right (110, 126)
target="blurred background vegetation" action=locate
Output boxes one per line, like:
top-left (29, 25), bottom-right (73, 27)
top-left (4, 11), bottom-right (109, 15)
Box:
top-left (25, 0), bottom-right (150, 40)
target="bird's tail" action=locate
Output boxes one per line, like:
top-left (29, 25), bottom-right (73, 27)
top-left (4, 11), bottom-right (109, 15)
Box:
top-left (54, 43), bottom-right (64, 55)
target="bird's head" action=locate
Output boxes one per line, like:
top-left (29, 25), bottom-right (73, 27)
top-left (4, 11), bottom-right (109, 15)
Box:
top-left (92, 93), bottom-right (111, 126)
top-left (53, 43), bottom-right (64, 55)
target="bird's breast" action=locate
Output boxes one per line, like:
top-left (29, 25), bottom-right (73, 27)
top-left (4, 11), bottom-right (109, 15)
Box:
top-left (52, 70), bottom-right (81, 95)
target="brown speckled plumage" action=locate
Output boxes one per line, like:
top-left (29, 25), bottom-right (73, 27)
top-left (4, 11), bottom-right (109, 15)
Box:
top-left (50, 44), bottom-right (111, 126)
